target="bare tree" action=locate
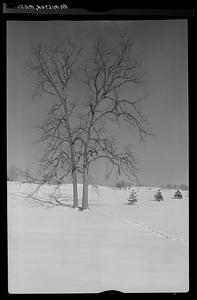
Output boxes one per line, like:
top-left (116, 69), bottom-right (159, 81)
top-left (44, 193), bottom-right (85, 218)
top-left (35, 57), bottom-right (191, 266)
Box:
top-left (24, 36), bottom-right (152, 211)
top-left (77, 37), bottom-right (153, 210)
top-left (25, 38), bottom-right (82, 208)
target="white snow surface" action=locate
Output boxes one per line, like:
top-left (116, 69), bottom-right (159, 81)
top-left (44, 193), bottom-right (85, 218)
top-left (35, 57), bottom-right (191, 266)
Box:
top-left (8, 182), bottom-right (189, 293)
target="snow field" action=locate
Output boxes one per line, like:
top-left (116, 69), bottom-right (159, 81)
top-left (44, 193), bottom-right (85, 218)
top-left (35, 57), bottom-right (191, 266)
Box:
top-left (8, 183), bottom-right (189, 293)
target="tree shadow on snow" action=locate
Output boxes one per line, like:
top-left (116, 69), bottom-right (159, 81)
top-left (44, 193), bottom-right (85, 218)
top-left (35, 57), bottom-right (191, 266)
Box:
top-left (30, 197), bottom-right (74, 208)
top-left (149, 199), bottom-right (164, 202)
top-left (20, 192), bottom-right (73, 209)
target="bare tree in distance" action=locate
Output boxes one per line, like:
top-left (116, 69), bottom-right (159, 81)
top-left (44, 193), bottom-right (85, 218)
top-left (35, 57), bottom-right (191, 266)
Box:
top-left (115, 179), bottom-right (130, 190)
top-left (25, 37), bottom-right (82, 208)
top-left (7, 165), bottom-right (20, 182)
top-left (76, 36), bottom-right (153, 210)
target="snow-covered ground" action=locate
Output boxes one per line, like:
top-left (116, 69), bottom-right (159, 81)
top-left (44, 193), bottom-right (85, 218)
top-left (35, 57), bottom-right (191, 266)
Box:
top-left (8, 182), bottom-right (189, 293)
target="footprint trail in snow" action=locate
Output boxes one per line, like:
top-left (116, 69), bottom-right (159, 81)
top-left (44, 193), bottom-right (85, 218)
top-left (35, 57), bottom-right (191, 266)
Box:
top-left (94, 208), bottom-right (186, 244)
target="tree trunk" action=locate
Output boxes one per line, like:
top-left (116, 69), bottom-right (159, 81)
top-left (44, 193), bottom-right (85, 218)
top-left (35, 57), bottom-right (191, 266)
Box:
top-left (64, 100), bottom-right (79, 208)
top-left (70, 150), bottom-right (78, 208)
top-left (82, 166), bottom-right (89, 210)
top-left (72, 169), bottom-right (78, 208)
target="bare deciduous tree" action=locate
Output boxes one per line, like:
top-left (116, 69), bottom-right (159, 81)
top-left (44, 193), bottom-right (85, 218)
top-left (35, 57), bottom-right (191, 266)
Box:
top-left (77, 37), bottom-right (153, 210)
top-left (26, 38), bottom-right (82, 208)
top-left (25, 36), bottom-right (153, 211)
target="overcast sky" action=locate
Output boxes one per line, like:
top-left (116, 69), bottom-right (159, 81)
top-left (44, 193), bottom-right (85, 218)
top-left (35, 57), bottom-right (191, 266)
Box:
top-left (7, 20), bottom-right (188, 187)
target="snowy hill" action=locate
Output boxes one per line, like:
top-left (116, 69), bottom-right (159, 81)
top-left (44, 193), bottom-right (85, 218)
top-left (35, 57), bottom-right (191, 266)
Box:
top-left (8, 182), bottom-right (189, 293)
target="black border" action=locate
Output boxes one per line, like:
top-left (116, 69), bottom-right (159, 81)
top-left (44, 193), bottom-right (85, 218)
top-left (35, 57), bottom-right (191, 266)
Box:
top-left (2, 1), bottom-right (194, 298)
